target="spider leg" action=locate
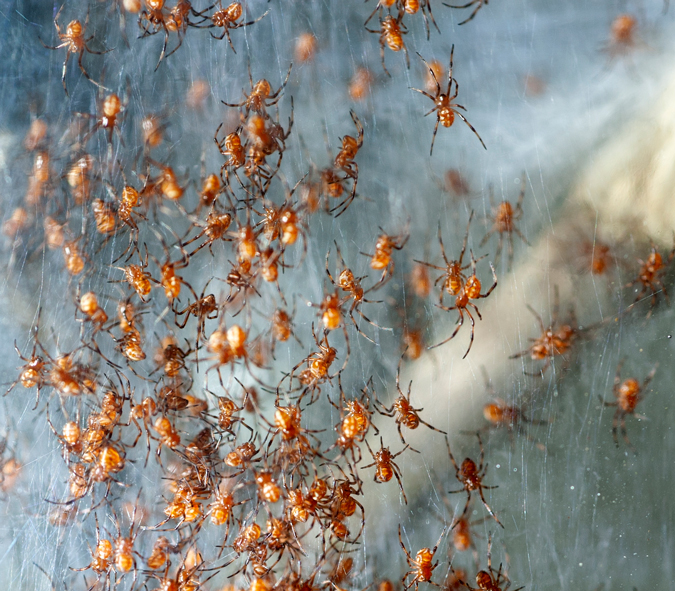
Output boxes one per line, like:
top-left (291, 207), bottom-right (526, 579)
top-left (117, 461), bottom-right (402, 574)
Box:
top-left (620, 415), bottom-right (636, 454)
top-left (458, 2), bottom-right (484, 25)
top-left (78, 51), bottom-right (109, 91)
top-left (443, 0), bottom-right (478, 8)
top-left (512, 226), bottom-right (530, 246)
top-left (418, 416), bottom-right (447, 435)
top-left (479, 227), bottom-right (496, 248)
top-left (348, 308), bottom-right (376, 344)
top-left (461, 307), bottom-right (476, 358)
top-left (455, 111), bottom-right (487, 150)
top-left (380, 37), bottom-right (391, 77)
top-left (525, 304), bottom-right (546, 332)
top-left (478, 486), bottom-right (503, 528)
top-left (505, 232), bottom-right (518, 271)
top-left (429, 307), bottom-right (463, 349)
top-left (240, 10), bottom-right (270, 29)
top-left (429, 118), bottom-right (441, 156)
top-left (451, 491), bottom-right (472, 529)
top-left (425, 0), bottom-right (442, 36)
top-left (154, 25), bottom-right (170, 71)
top-left (392, 463), bottom-right (408, 504)
top-left (61, 51), bottom-right (70, 97)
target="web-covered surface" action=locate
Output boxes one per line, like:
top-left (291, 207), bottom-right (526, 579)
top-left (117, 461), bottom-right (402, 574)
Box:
top-left (0, 1), bottom-right (672, 591)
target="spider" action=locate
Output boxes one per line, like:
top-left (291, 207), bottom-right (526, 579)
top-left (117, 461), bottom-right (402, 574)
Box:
top-left (70, 513), bottom-right (115, 589)
top-left (446, 433), bottom-right (503, 529)
top-left (193, 1), bottom-right (269, 53)
top-left (602, 360), bottom-right (658, 454)
top-left (363, 436), bottom-right (410, 504)
top-left (222, 63), bottom-right (293, 116)
top-left (40, 5), bottom-right (110, 96)
top-left (411, 48), bottom-right (486, 155)
top-left (509, 287), bottom-right (578, 377)
top-left (138, 0), bottom-right (198, 70)
top-left (432, 250), bottom-right (497, 358)
top-left (330, 110), bottom-right (365, 217)
top-left (325, 242), bottom-right (383, 342)
top-left (173, 278), bottom-right (219, 360)
top-left (362, 229), bottom-right (410, 287)
top-left (481, 368), bottom-right (547, 449)
top-left (398, 525), bottom-right (446, 591)
top-left (602, 14), bottom-right (639, 61)
top-left (78, 93), bottom-right (127, 146)
top-left (280, 324), bottom-right (339, 404)
top-left (365, 10), bottom-right (410, 77)
top-left (453, 533), bottom-right (524, 591)
top-left (326, 376), bottom-right (378, 465)
top-left (183, 204), bottom-right (234, 258)
top-left (479, 173), bottom-right (529, 271)
top-left (5, 315), bottom-right (50, 409)
top-left (625, 240), bottom-right (675, 318)
top-left (402, 0), bottom-right (441, 40)
top-left (111, 247), bottom-right (159, 302)
top-left (442, 0), bottom-right (488, 26)
top-left (375, 351), bottom-right (446, 449)
top-left (415, 213), bottom-right (473, 308)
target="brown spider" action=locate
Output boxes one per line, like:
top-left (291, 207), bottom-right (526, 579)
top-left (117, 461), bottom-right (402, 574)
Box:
top-left (183, 204), bottom-right (234, 258)
top-left (330, 110), bottom-right (365, 217)
top-left (5, 314), bottom-right (50, 409)
top-left (411, 48), bottom-right (486, 155)
top-left (375, 351), bottom-right (446, 449)
top-left (40, 5), bottom-right (110, 96)
top-left (363, 436), bottom-right (410, 504)
top-left (453, 533), bottom-right (524, 591)
top-left (399, 525), bottom-right (446, 591)
top-left (402, 0), bottom-right (441, 40)
top-left (442, 0), bottom-right (488, 26)
top-left (70, 514), bottom-right (114, 589)
top-left (625, 240), bottom-right (675, 318)
top-left (415, 213), bottom-right (473, 308)
top-left (78, 93), bottom-right (127, 146)
top-left (193, 1), bottom-right (269, 53)
top-left (173, 279), bottom-right (219, 348)
top-left (432, 250), bottom-right (497, 358)
top-left (479, 173), bottom-right (529, 271)
top-left (138, 0), bottom-right (198, 70)
top-left (602, 360), bottom-right (658, 454)
top-left (222, 64), bottom-right (293, 116)
top-left (280, 325), bottom-right (339, 404)
top-left (481, 368), bottom-right (547, 450)
top-left (362, 229), bottom-right (410, 287)
top-left (446, 433), bottom-right (503, 529)
top-left (602, 14), bottom-right (640, 61)
top-left (365, 10), bottom-right (410, 77)
top-left (325, 242), bottom-right (383, 342)
top-left (509, 287), bottom-right (578, 377)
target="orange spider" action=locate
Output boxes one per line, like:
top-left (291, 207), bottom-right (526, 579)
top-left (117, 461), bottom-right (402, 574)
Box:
top-left (40, 6), bottom-right (110, 96)
top-left (399, 525), bottom-right (446, 591)
top-left (446, 433), bottom-right (503, 529)
top-left (453, 534), bottom-right (524, 591)
top-left (625, 240), bottom-right (675, 318)
top-left (509, 288), bottom-right (578, 376)
top-left (411, 47), bottom-right (486, 155)
top-left (602, 360), bottom-right (658, 453)
top-left (479, 173), bottom-right (529, 270)
top-left (432, 250), bottom-right (497, 358)
top-left (365, 9), bottom-right (410, 77)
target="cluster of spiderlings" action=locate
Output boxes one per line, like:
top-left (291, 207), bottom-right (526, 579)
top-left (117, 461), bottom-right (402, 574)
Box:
top-left (0, 1), bottom-right (671, 591)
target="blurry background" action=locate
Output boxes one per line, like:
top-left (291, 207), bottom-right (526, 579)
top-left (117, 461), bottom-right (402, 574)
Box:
top-left (0, 0), bottom-right (674, 589)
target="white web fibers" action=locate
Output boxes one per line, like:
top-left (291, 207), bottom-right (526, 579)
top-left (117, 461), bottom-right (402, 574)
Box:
top-left (0, 0), bottom-right (673, 590)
